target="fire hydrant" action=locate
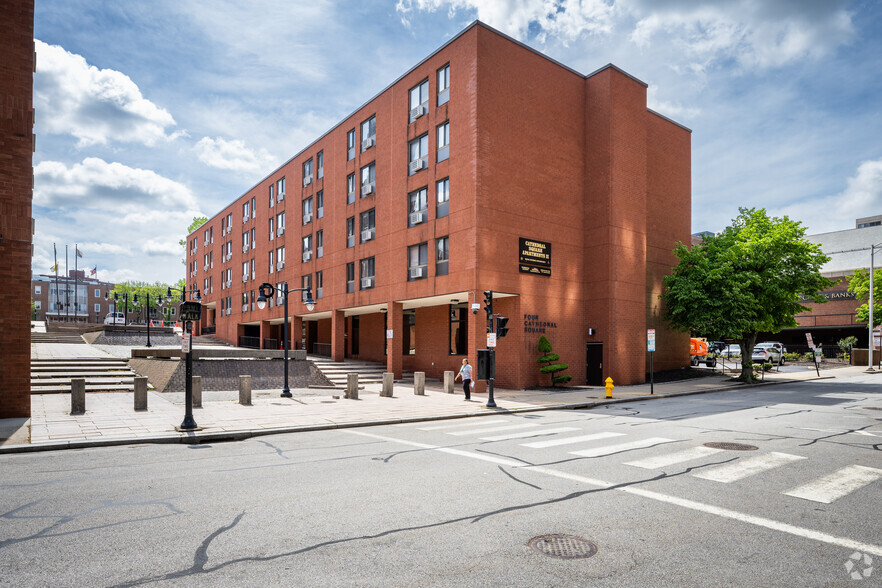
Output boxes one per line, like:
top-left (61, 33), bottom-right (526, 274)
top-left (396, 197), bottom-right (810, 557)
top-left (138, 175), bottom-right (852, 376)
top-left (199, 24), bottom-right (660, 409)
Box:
top-left (605, 377), bottom-right (614, 399)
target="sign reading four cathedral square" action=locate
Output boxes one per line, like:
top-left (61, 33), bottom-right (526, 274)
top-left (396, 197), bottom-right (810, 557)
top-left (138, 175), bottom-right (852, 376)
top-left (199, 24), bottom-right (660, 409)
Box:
top-left (519, 238), bottom-right (551, 276)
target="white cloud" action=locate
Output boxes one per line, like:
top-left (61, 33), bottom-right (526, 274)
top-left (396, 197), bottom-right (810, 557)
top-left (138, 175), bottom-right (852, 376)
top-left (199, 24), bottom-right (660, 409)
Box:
top-left (34, 157), bottom-right (197, 212)
top-left (142, 238), bottom-right (184, 257)
top-left (194, 136), bottom-right (278, 172)
top-left (34, 40), bottom-right (179, 147)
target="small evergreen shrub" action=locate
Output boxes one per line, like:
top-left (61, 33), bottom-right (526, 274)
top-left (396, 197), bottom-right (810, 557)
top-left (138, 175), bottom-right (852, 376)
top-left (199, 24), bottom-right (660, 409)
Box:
top-left (537, 335), bottom-right (572, 387)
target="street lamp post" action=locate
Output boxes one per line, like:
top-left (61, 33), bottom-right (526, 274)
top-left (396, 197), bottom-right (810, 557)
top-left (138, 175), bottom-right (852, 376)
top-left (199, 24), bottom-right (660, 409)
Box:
top-left (110, 291), bottom-right (130, 326)
top-left (168, 286), bottom-right (201, 431)
top-left (867, 244), bottom-right (882, 373)
top-left (256, 282), bottom-right (315, 398)
top-left (133, 292), bottom-right (154, 348)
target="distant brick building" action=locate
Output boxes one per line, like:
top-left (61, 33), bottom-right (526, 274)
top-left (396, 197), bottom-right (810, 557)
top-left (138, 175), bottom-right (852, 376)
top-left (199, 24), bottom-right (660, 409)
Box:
top-left (0, 0), bottom-right (35, 418)
top-left (187, 22), bottom-right (693, 387)
top-left (32, 271), bottom-right (116, 323)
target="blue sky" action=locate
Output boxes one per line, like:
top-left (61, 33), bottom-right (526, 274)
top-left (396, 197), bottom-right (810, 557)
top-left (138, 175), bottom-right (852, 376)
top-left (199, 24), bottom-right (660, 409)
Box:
top-left (32, 0), bottom-right (882, 284)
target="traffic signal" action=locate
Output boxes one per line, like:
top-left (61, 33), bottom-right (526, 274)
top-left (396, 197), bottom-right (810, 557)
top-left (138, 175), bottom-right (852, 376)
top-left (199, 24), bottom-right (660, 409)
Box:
top-left (483, 290), bottom-right (493, 319)
top-left (495, 315), bottom-right (510, 338)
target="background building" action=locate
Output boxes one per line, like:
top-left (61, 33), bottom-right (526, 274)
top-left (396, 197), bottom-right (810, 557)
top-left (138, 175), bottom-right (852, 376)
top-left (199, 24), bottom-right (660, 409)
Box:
top-left (187, 22), bottom-right (692, 387)
top-left (32, 271), bottom-right (116, 323)
top-left (0, 0), bottom-right (35, 419)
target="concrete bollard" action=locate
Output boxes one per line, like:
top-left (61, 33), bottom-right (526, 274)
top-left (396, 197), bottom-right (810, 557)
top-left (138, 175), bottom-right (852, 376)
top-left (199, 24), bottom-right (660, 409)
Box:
top-left (239, 375), bottom-right (252, 405)
top-left (70, 378), bottom-right (86, 415)
top-left (443, 371), bottom-right (454, 394)
top-left (346, 373), bottom-right (358, 399)
top-left (193, 376), bottom-right (202, 408)
top-left (381, 372), bottom-right (394, 397)
top-left (414, 372), bottom-right (425, 395)
top-left (134, 377), bottom-right (148, 411)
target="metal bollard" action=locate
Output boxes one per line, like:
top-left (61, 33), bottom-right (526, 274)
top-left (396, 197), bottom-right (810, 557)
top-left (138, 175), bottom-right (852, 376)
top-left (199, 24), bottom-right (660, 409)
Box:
top-left (443, 371), bottom-right (454, 394)
top-left (346, 373), bottom-right (358, 399)
top-left (70, 378), bottom-right (86, 415)
top-left (239, 375), bottom-right (252, 405)
top-left (134, 377), bottom-right (148, 411)
top-left (414, 372), bottom-right (425, 395)
top-left (192, 376), bottom-right (202, 408)
top-left (381, 372), bottom-right (394, 397)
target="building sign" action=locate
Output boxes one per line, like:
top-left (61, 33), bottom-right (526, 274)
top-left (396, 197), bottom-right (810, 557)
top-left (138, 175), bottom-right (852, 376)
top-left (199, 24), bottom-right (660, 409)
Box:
top-left (798, 290), bottom-right (856, 302)
top-left (180, 301), bottom-right (202, 322)
top-left (524, 314), bottom-right (557, 334)
top-left (519, 238), bottom-right (551, 276)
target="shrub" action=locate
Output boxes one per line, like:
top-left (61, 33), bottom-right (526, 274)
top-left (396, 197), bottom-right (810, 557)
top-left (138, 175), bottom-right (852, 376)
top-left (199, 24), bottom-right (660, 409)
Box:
top-left (783, 352), bottom-right (800, 361)
top-left (537, 335), bottom-right (572, 387)
top-left (838, 336), bottom-right (858, 358)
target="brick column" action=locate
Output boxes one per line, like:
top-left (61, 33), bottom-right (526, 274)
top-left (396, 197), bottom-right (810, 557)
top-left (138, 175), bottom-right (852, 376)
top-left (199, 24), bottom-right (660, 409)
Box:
top-left (386, 302), bottom-right (403, 379)
top-left (290, 316), bottom-right (303, 350)
top-left (259, 320), bottom-right (271, 349)
top-left (331, 310), bottom-right (345, 361)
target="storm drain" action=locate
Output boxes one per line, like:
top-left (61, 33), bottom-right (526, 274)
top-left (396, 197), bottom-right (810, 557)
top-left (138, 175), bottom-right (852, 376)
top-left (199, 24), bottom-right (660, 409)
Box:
top-left (703, 442), bottom-right (758, 451)
top-left (528, 535), bottom-right (598, 560)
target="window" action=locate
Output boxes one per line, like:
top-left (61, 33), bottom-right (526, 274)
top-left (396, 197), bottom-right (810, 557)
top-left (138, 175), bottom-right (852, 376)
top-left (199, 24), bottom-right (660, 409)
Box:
top-left (360, 209), bottom-right (376, 242)
top-left (242, 292), bottom-right (249, 313)
top-left (302, 234), bottom-right (313, 262)
top-left (316, 271), bottom-right (323, 299)
top-left (436, 178), bottom-right (449, 218)
top-left (242, 261), bottom-right (249, 281)
top-left (403, 310), bottom-right (416, 355)
top-left (204, 228), bottom-right (209, 245)
top-left (226, 241), bottom-right (233, 260)
top-left (251, 197), bottom-right (256, 219)
top-left (276, 246), bottom-right (285, 270)
top-left (269, 217), bottom-right (275, 240)
top-left (408, 243), bottom-right (428, 281)
top-left (360, 257), bottom-right (375, 289)
top-left (317, 151), bottom-right (324, 179)
top-left (35, 285), bottom-right (41, 295)
top-left (301, 274), bottom-right (312, 302)
top-left (226, 213), bottom-right (233, 234)
top-left (250, 228), bottom-right (255, 249)
top-left (35, 300), bottom-right (42, 310)
top-left (269, 250), bottom-right (275, 274)
top-left (436, 236), bottom-right (449, 276)
top-left (408, 134), bottom-right (429, 175)
top-left (316, 230), bottom-right (323, 258)
top-left (269, 183), bottom-right (275, 208)
top-left (303, 158), bottom-right (313, 187)
top-left (409, 79), bottom-right (429, 122)
top-left (209, 226), bottom-right (213, 243)
top-left (361, 115), bottom-right (376, 151)
top-left (437, 64), bottom-right (450, 106)
top-left (437, 121), bottom-right (449, 162)
top-left (449, 302), bottom-right (467, 355)
top-left (242, 231), bottom-right (250, 252)
top-left (303, 197), bottom-right (313, 225)
top-left (361, 163), bottom-right (375, 196)
top-left (347, 173), bottom-right (355, 204)
top-left (346, 262), bottom-right (355, 293)
top-left (93, 302), bottom-right (100, 313)
top-left (277, 177), bottom-right (285, 201)
top-left (316, 190), bottom-right (323, 218)
top-left (346, 216), bottom-right (355, 248)
top-left (94, 288), bottom-right (100, 297)
top-left (347, 129), bottom-right (356, 161)
top-left (243, 201), bottom-right (250, 223)
top-left (277, 212), bottom-right (285, 236)
top-left (408, 187), bottom-right (428, 227)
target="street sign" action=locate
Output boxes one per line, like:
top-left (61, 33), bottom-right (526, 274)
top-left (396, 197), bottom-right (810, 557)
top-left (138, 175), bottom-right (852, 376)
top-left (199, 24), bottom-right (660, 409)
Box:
top-left (647, 329), bottom-right (656, 352)
top-left (181, 332), bottom-right (190, 353)
top-left (386, 329), bottom-right (393, 339)
top-left (180, 301), bottom-right (202, 322)
top-left (487, 333), bottom-right (497, 347)
top-left (806, 333), bottom-right (814, 348)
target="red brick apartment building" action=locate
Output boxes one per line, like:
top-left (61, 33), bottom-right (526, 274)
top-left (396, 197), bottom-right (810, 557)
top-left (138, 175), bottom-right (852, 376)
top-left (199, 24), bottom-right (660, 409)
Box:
top-left (0, 0), bottom-right (35, 418)
top-left (187, 22), bottom-right (692, 388)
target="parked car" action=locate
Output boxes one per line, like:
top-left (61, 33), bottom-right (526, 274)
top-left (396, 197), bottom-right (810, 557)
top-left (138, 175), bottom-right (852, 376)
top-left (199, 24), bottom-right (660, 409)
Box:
top-left (103, 312), bottom-right (125, 325)
top-left (722, 344), bottom-right (742, 357)
top-left (752, 342), bottom-right (786, 364)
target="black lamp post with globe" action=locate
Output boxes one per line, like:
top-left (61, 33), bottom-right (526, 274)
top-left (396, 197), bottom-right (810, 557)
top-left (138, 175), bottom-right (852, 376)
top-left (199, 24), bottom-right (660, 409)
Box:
top-left (256, 282), bottom-right (314, 398)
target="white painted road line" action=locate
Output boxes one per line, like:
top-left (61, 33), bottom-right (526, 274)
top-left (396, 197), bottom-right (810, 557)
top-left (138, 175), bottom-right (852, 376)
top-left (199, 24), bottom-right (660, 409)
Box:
top-left (570, 437), bottom-right (677, 458)
top-left (346, 430), bottom-right (882, 557)
top-left (784, 465), bottom-right (882, 504)
top-left (818, 393), bottom-right (867, 399)
top-left (521, 431), bottom-right (625, 449)
top-left (624, 446), bottom-right (725, 469)
top-left (693, 452), bottom-right (806, 483)
top-left (447, 423), bottom-right (541, 436)
top-left (480, 427), bottom-right (580, 442)
top-left (416, 419), bottom-right (509, 431)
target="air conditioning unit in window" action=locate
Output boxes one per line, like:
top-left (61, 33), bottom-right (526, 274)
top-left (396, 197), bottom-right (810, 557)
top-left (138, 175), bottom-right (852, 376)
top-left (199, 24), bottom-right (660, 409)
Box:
top-left (361, 277), bottom-right (374, 289)
top-left (410, 158), bottom-right (425, 173)
top-left (361, 230), bottom-right (374, 242)
top-left (302, 251), bottom-right (312, 262)
top-left (303, 214), bottom-right (312, 224)
top-left (409, 212), bottom-right (424, 225)
top-left (204, 264), bottom-right (209, 271)
top-left (409, 266), bottom-right (425, 279)
top-left (243, 215), bottom-right (249, 224)
top-left (242, 304), bottom-right (248, 313)
top-left (242, 275), bottom-right (248, 283)
top-left (410, 105), bottom-right (426, 119)
top-left (269, 232), bottom-right (274, 240)
top-left (226, 308), bottom-right (231, 316)
top-left (362, 183), bottom-right (374, 196)
top-left (278, 227), bottom-right (285, 236)
top-left (361, 137), bottom-right (375, 150)
top-left (276, 262), bottom-right (284, 271)
top-left (303, 175), bottom-right (312, 187)
top-left (226, 280), bottom-right (232, 288)
top-left (243, 245), bottom-right (249, 253)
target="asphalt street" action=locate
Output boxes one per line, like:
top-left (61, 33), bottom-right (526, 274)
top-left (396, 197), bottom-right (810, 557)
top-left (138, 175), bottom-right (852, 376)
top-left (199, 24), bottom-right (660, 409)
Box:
top-left (1, 375), bottom-right (880, 587)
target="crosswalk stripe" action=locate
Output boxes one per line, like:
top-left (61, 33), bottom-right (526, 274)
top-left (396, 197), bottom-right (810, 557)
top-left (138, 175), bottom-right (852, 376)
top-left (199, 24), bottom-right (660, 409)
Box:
top-left (818, 393), bottom-right (866, 399)
top-left (784, 465), bottom-right (882, 504)
top-left (693, 452), bottom-right (806, 483)
top-left (416, 419), bottom-right (509, 431)
top-left (522, 431), bottom-right (625, 449)
top-left (447, 423), bottom-right (541, 436)
top-left (480, 427), bottom-right (580, 442)
top-left (624, 446), bottom-right (725, 469)
top-left (569, 437), bottom-right (677, 458)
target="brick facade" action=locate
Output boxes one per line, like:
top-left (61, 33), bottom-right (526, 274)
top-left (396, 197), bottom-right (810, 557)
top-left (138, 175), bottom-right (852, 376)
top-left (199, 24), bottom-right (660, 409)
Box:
top-left (0, 0), bottom-right (35, 418)
top-left (188, 22), bottom-right (692, 388)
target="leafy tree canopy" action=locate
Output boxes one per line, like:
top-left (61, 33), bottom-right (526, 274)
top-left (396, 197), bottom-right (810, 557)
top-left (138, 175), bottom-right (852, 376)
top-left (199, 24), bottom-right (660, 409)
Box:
top-left (846, 268), bottom-right (882, 328)
top-left (661, 208), bottom-right (834, 382)
top-left (179, 216), bottom-right (209, 266)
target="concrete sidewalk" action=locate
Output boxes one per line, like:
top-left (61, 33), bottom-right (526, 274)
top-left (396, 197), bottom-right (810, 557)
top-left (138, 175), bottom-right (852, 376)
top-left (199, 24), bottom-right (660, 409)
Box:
top-left (1, 355), bottom-right (853, 453)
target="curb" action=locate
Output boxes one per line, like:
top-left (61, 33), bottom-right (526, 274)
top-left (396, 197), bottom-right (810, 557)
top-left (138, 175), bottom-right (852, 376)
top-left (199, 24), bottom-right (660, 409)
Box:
top-left (0, 374), bottom-right (835, 455)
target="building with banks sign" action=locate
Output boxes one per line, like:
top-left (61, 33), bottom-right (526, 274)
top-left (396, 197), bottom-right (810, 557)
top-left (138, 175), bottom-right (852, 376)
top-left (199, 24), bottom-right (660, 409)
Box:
top-left (186, 22), bottom-right (692, 387)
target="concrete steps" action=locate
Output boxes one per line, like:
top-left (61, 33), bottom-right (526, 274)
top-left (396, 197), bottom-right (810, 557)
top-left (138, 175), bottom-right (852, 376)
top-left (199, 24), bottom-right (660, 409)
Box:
top-left (307, 356), bottom-right (413, 388)
top-left (192, 335), bottom-right (234, 347)
top-left (30, 357), bottom-right (142, 394)
top-left (31, 332), bottom-right (86, 344)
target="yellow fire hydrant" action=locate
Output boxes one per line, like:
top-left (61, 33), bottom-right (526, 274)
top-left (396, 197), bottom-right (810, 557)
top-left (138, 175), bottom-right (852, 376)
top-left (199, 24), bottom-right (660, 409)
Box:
top-left (605, 377), bottom-right (614, 399)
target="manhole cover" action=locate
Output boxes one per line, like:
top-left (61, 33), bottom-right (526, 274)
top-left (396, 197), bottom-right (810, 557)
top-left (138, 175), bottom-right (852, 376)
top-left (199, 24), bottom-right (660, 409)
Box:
top-left (528, 535), bottom-right (598, 560)
top-left (703, 442), bottom-right (758, 451)
top-left (863, 406), bottom-right (882, 411)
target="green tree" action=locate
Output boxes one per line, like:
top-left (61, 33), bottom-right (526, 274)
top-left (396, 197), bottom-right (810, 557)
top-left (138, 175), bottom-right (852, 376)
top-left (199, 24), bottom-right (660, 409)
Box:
top-left (179, 216), bottom-right (208, 266)
top-left (537, 335), bottom-right (572, 387)
top-left (110, 281), bottom-right (175, 323)
top-left (661, 208), bottom-right (833, 383)
top-left (846, 267), bottom-right (882, 327)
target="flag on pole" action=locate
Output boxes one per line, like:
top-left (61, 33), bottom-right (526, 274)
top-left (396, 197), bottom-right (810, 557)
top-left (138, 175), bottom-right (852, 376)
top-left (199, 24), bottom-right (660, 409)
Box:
top-left (50, 264), bottom-right (58, 272)
top-left (76, 247), bottom-right (83, 258)
top-left (90, 266), bottom-right (97, 277)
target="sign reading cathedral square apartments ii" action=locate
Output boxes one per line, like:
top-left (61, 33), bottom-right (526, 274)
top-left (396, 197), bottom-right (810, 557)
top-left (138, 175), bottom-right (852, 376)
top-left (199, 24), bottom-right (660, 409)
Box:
top-left (519, 238), bottom-right (551, 276)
